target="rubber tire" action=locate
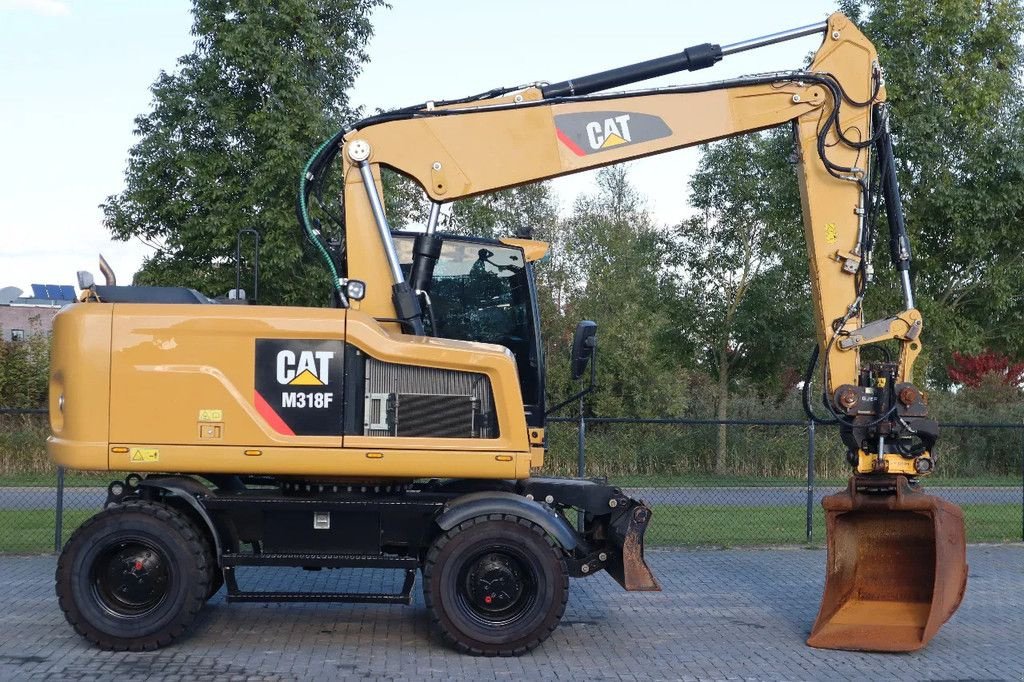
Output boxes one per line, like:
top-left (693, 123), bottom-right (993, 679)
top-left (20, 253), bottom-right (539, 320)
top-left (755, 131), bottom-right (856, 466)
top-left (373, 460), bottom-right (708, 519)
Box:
top-left (55, 500), bottom-right (211, 651)
top-left (423, 514), bottom-right (568, 656)
top-left (206, 565), bottom-right (224, 601)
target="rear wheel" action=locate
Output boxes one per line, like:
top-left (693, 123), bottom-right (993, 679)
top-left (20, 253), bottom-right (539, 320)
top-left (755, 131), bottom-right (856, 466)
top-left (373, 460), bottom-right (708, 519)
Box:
top-left (55, 500), bottom-right (211, 651)
top-left (423, 514), bottom-right (568, 656)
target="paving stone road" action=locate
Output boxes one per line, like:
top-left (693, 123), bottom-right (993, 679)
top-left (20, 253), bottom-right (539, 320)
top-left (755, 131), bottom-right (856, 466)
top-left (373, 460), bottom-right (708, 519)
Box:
top-left (0, 545), bottom-right (1021, 681)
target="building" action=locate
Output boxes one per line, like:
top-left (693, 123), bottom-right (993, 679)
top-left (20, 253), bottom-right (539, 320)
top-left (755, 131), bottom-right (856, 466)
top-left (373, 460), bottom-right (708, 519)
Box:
top-left (0, 285), bottom-right (75, 341)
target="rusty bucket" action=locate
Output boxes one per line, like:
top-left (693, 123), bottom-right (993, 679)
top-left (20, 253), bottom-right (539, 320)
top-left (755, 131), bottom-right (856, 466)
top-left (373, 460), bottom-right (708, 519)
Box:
top-left (807, 475), bottom-right (967, 652)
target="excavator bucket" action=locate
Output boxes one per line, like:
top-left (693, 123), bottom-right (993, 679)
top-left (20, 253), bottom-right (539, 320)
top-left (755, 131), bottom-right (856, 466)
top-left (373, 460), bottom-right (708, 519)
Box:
top-left (807, 475), bottom-right (967, 652)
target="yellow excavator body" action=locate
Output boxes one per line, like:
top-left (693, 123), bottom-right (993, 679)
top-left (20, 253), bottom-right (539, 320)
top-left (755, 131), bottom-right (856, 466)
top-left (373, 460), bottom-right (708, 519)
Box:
top-left (49, 302), bottom-right (536, 479)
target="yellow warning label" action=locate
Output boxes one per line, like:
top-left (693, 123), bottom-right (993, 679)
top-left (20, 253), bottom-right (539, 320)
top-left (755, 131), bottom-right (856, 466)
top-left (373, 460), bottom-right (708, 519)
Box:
top-left (825, 223), bottom-right (838, 243)
top-left (198, 409), bottom-right (223, 422)
top-left (130, 448), bottom-right (159, 463)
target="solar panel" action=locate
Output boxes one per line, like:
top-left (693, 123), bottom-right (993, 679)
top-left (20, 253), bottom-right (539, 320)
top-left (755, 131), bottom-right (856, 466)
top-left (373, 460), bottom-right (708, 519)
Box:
top-left (58, 285), bottom-right (76, 300)
top-left (30, 284), bottom-right (46, 299)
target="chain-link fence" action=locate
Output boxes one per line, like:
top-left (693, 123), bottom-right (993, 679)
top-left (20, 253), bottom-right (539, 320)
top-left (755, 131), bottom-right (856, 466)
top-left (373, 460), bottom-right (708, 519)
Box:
top-left (545, 416), bottom-right (1024, 546)
top-left (1, 408), bottom-right (1022, 552)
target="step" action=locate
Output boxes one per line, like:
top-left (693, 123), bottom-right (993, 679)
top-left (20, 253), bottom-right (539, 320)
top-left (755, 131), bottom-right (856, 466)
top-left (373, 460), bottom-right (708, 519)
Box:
top-left (221, 553), bottom-right (418, 569)
top-left (222, 565), bottom-right (417, 605)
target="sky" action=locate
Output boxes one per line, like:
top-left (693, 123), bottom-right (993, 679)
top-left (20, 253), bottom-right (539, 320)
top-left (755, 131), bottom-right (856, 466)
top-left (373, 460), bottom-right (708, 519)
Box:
top-left (0, 0), bottom-right (839, 293)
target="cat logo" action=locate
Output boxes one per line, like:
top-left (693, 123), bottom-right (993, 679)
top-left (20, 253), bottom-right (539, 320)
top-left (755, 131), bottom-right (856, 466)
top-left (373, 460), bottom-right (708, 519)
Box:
top-left (586, 114), bottom-right (633, 150)
top-left (276, 350), bottom-right (335, 386)
top-left (554, 111), bottom-right (672, 156)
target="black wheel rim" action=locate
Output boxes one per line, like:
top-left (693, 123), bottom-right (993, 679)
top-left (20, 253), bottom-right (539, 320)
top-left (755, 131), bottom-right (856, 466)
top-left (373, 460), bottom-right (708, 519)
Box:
top-left (455, 546), bottom-right (538, 628)
top-left (89, 538), bottom-right (170, 618)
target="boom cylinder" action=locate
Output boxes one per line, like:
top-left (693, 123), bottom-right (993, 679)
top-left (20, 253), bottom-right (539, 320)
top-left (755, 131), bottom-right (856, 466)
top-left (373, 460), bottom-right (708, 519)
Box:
top-left (540, 20), bottom-right (827, 98)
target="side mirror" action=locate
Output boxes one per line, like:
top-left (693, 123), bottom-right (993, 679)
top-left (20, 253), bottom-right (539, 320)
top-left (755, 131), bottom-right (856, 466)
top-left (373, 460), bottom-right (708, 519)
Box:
top-left (570, 320), bottom-right (597, 380)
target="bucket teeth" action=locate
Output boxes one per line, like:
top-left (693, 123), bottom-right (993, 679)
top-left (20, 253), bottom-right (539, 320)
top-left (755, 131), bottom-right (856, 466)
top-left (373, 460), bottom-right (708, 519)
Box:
top-left (807, 475), bottom-right (967, 652)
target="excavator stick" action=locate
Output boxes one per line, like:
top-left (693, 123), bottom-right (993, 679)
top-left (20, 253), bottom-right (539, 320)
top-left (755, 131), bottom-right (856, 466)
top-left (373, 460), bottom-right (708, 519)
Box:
top-left (807, 475), bottom-right (967, 652)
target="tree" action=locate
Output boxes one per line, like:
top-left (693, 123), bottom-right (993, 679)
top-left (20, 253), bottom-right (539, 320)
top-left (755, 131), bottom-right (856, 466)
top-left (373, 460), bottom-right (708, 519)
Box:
top-left (946, 349), bottom-right (1024, 410)
top-left (839, 0), bottom-right (1024, 384)
top-left (947, 350), bottom-right (1024, 388)
top-left (442, 183), bottom-right (559, 241)
top-left (671, 130), bottom-right (809, 472)
top-left (551, 166), bottom-right (688, 418)
top-left (102, 0), bottom-right (384, 305)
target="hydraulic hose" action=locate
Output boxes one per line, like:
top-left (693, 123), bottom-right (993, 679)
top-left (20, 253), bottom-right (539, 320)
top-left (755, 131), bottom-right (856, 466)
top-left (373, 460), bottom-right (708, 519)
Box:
top-left (297, 130), bottom-right (346, 297)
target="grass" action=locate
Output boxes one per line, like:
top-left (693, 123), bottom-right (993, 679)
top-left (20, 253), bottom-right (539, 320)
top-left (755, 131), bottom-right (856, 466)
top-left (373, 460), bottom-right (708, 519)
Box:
top-left (0, 472), bottom-right (110, 488)
top-left (0, 509), bottom-right (93, 554)
top-left (1, 503), bottom-right (1018, 554)
top-left (646, 503), bottom-right (1023, 547)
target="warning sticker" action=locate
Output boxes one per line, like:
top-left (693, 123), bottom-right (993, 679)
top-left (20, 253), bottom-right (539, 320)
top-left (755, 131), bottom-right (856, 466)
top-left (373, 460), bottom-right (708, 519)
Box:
top-left (131, 448), bottom-right (159, 463)
top-left (254, 339), bottom-right (345, 436)
top-left (198, 409), bottom-right (223, 422)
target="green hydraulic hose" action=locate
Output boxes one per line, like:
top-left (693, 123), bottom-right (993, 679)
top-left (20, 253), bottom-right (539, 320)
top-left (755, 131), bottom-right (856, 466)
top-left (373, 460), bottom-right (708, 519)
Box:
top-left (297, 131), bottom-right (344, 295)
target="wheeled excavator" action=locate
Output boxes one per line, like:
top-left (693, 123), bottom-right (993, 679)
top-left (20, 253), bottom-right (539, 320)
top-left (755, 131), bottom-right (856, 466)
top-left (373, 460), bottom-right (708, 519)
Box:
top-left (50, 12), bottom-right (966, 655)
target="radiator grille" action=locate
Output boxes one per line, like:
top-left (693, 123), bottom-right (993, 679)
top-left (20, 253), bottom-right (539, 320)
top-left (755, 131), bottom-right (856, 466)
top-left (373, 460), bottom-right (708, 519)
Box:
top-left (394, 394), bottom-right (476, 438)
top-left (364, 358), bottom-right (495, 438)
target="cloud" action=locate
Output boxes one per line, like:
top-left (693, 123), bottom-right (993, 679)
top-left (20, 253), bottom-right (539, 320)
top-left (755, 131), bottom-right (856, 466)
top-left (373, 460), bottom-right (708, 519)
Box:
top-left (0, 0), bottom-right (71, 17)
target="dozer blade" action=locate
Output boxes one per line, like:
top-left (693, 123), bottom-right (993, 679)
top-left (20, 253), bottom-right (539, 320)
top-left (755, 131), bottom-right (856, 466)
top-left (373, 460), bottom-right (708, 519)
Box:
top-left (807, 475), bottom-right (967, 652)
top-left (606, 502), bottom-right (661, 591)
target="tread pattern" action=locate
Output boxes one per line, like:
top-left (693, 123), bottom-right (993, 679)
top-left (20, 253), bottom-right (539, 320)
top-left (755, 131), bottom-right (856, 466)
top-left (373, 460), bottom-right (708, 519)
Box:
top-left (423, 513), bottom-right (569, 656)
top-left (55, 500), bottom-right (212, 651)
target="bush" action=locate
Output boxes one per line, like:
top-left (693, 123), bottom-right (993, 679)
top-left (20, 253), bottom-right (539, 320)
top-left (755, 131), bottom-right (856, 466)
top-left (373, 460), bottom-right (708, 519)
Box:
top-left (0, 331), bottom-right (49, 408)
top-left (0, 413), bottom-right (50, 476)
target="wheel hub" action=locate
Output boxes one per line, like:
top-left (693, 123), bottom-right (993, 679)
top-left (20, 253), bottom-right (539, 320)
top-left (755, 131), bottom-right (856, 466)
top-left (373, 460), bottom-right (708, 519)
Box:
top-left (92, 541), bottom-right (169, 617)
top-left (465, 552), bottom-right (526, 612)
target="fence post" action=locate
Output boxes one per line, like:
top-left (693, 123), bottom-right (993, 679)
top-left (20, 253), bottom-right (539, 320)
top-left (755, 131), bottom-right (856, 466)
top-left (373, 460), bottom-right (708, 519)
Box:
top-left (54, 465), bottom-right (65, 553)
top-left (576, 398), bottom-right (587, 531)
top-left (806, 420), bottom-right (816, 543)
top-left (577, 396), bottom-right (586, 478)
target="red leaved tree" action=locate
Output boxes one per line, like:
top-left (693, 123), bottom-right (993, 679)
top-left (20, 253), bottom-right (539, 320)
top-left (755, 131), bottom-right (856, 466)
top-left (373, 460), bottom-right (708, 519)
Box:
top-left (946, 350), bottom-right (1024, 389)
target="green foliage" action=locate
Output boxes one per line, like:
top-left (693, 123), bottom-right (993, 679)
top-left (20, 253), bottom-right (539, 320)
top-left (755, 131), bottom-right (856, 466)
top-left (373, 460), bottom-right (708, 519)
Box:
top-left (671, 130), bottom-right (811, 399)
top-left (545, 167), bottom-right (691, 417)
top-left (0, 331), bottom-right (49, 409)
top-left (102, 0), bottom-right (384, 305)
top-left (443, 182), bottom-right (559, 241)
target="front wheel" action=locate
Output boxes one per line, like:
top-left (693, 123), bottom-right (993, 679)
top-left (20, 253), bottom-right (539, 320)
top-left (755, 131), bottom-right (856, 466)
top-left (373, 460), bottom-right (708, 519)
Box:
top-left (55, 500), bottom-right (211, 651)
top-left (423, 514), bottom-right (568, 656)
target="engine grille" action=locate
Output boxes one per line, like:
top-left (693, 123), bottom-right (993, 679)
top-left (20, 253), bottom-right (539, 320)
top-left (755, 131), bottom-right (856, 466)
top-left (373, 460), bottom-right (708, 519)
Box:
top-left (364, 358), bottom-right (495, 438)
top-left (394, 394), bottom-right (476, 438)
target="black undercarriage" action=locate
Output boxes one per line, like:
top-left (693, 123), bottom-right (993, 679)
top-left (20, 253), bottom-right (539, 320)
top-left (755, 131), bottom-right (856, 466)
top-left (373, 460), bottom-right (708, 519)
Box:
top-left (103, 473), bottom-right (657, 605)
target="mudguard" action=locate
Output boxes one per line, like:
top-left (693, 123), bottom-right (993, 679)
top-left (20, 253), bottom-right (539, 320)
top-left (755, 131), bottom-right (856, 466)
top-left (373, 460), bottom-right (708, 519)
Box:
top-left (436, 491), bottom-right (579, 551)
top-left (136, 476), bottom-right (223, 557)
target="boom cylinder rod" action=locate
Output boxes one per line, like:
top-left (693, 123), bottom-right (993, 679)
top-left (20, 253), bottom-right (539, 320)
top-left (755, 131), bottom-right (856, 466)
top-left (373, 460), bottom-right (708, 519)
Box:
top-left (425, 201), bottom-right (441, 235)
top-left (356, 159), bottom-right (426, 335)
top-left (356, 161), bottom-right (406, 285)
top-left (720, 20), bottom-right (828, 56)
top-left (540, 19), bottom-right (827, 98)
